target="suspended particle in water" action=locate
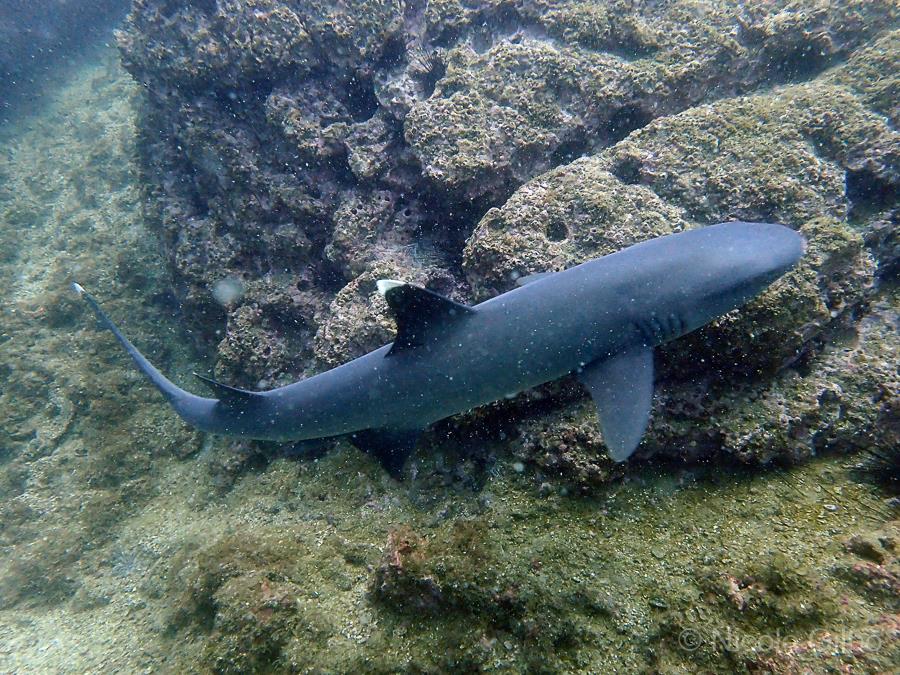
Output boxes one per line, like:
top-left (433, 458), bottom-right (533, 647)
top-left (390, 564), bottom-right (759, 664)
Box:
top-left (212, 277), bottom-right (245, 306)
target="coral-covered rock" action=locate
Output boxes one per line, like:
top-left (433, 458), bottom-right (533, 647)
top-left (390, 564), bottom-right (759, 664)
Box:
top-left (372, 525), bottom-right (444, 612)
top-left (313, 261), bottom-right (463, 368)
top-left (119, 0), bottom-right (405, 86)
top-left (312, 266), bottom-right (400, 369)
top-left (463, 164), bottom-right (692, 299)
top-left (599, 84), bottom-right (898, 225)
top-left (325, 190), bottom-right (415, 280)
top-left (461, 71), bottom-right (897, 480)
top-left (513, 395), bottom-right (621, 490)
top-left (827, 29), bottom-right (900, 125)
top-left (116, 0), bottom-right (898, 392)
top-left (407, 0), bottom-right (897, 200)
top-left (702, 297), bottom-right (898, 464)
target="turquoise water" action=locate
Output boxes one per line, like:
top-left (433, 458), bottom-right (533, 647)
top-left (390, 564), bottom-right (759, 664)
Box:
top-left (0, 2), bottom-right (897, 672)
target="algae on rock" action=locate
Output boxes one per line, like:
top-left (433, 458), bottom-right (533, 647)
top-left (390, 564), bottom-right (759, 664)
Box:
top-left (463, 71), bottom-right (896, 475)
top-left (2, 2), bottom-right (899, 673)
top-left (115, 0), bottom-right (898, 390)
top-left (0, 49), bottom-right (201, 614)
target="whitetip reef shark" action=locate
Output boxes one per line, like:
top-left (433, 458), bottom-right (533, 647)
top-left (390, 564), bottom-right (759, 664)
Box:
top-left (73, 221), bottom-right (805, 475)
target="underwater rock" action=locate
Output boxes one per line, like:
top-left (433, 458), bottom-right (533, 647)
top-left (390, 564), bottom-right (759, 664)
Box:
top-left (839, 522), bottom-right (900, 607)
top-left (703, 296), bottom-right (898, 464)
top-left (826, 29), bottom-right (900, 126)
top-left (462, 164), bottom-right (693, 299)
top-left (312, 266), bottom-right (402, 370)
top-left (324, 190), bottom-right (416, 280)
top-left (372, 525), bottom-right (445, 612)
top-left (167, 532), bottom-right (335, 672)
top-left (598, 80), bottom-right (899, 276)
top-left (116, 0), bottom-right (898, 391)
top-left (462, 71), bottom-right (897, 479)
top-left (406, 0), bottom-right (897, 201)
top-left (513, 394), bottom-right (622, 491)
top-left (370, 518), bottom-right (589, 658)
top-left (215, 304), bottom-right (297, 387)
top-left (312, 261), bottom-right (464, 369)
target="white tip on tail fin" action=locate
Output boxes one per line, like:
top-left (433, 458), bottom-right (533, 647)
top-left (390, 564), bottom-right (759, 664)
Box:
top-left (376, 279), bottom-right (405, 296)
top-left (70, 282), bottom-right (207, 411)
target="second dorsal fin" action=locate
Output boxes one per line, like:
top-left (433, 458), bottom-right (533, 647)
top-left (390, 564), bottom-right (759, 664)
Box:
top-left (377, 280), bottom-right (475, 354)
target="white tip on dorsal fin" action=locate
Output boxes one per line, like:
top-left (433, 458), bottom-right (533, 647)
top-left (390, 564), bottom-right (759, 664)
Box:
top-left (71, 282), bottom-right (85, 296)
top-left (376, 279), bottom-right (405, 296)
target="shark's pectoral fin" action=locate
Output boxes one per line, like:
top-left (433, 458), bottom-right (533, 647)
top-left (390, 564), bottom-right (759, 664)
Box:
top-left (377, 280), bottom-right (475, 354)
top-left (577, 346), bottom-right (654, 462)
top-left (193, 372), bottom-right (263, 405)
top-left (350, 427), bottom-right (422, 478)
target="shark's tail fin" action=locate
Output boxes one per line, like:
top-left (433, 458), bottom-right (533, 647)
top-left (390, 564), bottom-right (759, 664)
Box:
top-left (71, 283), bottom-right (215, 421)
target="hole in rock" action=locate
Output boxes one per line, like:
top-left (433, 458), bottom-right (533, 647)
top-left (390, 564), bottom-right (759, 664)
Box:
top-left (846, 167), bottom-right (897, 219)
top-left (546, 220), bottom-right (569, 241)
top-left (345, 75), bottom-right (379, 122)
top-left (422, 62), bottom-right (446, 98)
top-left (378, 33), bottom-right (407, 70)
top-left (769, 42), bottom-right (830, 82)
top-left (610, 155), bottom-right (644, 185)
top-left (606, 105), bottom-right (653, 144)
top-left (550, 135), bottom-right (589, 166)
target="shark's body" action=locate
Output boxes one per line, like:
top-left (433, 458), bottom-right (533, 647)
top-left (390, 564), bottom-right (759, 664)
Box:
top-left (74, 221), bottom-right (805, 473)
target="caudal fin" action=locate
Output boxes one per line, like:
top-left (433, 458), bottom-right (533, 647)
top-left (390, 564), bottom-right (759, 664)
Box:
top-left (71, 282), bottom-right (212, 412)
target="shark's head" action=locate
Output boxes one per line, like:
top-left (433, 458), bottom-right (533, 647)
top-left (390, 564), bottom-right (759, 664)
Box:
top-left (663, 221), bottom-right (806, 335)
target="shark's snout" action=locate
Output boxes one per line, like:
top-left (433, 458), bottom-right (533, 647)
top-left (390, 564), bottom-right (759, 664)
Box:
top-left (672, 221), bottom-right (808, 333)
top-left (754, 222), bottom-right (806, 278)
top-left (718, 221), bottom-right (805, 279)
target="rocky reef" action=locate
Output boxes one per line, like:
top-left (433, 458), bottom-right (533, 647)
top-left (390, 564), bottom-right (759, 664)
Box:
top-left (114, 0), bottom-right (894, 367)
top-left (112, 2), bottom-right (900, 667)
top-left (1, 0), bottom-right (899, 672)
top-left (114, 0), bottom-right (897, 472)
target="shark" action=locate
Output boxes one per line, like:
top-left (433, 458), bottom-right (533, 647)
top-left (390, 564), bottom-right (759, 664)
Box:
top-left (72, 220), bottom-right (805, 474)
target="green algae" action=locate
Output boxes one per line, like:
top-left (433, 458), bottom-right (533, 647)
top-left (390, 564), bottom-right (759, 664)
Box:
top-left (826, 29), bottom-right (900, 125)
top-left (405, 0), bottom-right (898, 198)
top-left (148, 448), bottom-right (900, 673)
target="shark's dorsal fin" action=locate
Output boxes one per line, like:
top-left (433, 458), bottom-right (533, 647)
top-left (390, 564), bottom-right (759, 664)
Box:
top-left (193, 372), bottom-right (263, 404)
top-left (350, 427), bottom-right (422, 478)
top-left (515, 270), bottom-right (555, 286)
top-left (577, 346), bottom-right (654, 462)
top-left (377, 280), bottom-right (475, 353)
